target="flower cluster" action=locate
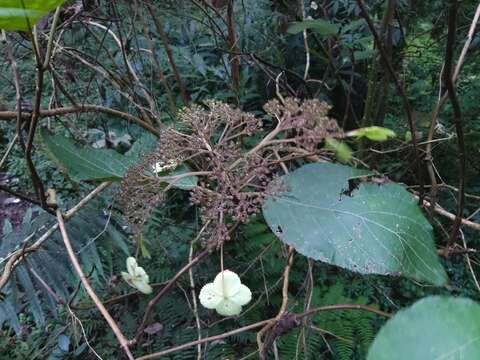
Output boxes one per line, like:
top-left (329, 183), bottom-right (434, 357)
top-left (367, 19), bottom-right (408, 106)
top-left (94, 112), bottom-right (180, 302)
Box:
top-left (117, 153), bottom-right (165, 236)
top-left (118, 98), bottom-right (343, 247)
top-left (264, 97), bottom-right (343, 151)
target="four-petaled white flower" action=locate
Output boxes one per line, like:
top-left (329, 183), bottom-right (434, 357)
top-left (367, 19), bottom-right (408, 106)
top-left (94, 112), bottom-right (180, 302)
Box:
top-left (121, 257), bottom-right (152, 294)
top-left (199, 270), bottom-right (252, 316)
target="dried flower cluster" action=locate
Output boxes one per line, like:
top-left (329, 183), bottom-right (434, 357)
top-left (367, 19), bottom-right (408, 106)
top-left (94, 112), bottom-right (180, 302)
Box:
top-left (119, 98), bottom-right (343, 247)
top-left (117, 153), bottom-right (165, 235)
top-left (264, 97), bottom-right (343, 151)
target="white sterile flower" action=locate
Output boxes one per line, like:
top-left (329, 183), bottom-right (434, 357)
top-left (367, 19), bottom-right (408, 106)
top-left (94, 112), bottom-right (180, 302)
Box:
top-left (121, 257), bottom-right (152, 294)
top-left (152, 160), bottom-right (177, 174)
top-left (199, 270), bottom-right (252, 316)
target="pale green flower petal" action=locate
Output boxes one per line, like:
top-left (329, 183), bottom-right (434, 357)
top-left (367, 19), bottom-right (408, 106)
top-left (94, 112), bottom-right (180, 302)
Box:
top-left (200, 270), bottom-right (252, 316)
top-left (126, 257), bottom-right (137, 274)
top-left (134, 280), bottom-right (152, 294)
top-left (134, 266), bottom-right (148, 279)
top-left (216, 299), bottom-right (242, 316)
top-left (121, 271), bottom-right (132, 284)
top-left (213, 270), bottom-right (241, 297)
top-left (199, 282), bottom-right (223, 309)
top-left (122, 257), bottom-right (152, 294)
top-left (230, 284), bottom-right (252, 306)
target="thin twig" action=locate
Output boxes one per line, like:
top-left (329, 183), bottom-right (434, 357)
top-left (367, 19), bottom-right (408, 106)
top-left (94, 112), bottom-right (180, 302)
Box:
top-left (0, 105), bottom-right (160, 136)
top-left (444, 0), bottom-right (465, 245)
top-left (71, 281), bottom-right (169, 310)
top-left (27, 263), bottom-right (104, 359)
top-left (356, 0), bottom-right (423, 196)
top-left (0, 182), bottom-right (111, 290)
top-left (257, 246), bottom-right (295, 358)
top-left (0, 133), bottom-right (18, 169)
top-left (189, 240), bottom-right (203, 360)
top-left (146, 4), bottom-right (189, 106)
top-left (299, 0), bottom-right (310, 80)
top-left (413, 195), bottom-right (480, 232)
top-left (425, 4), bottom-right (480, 214)
top-left (227, 0), bottom-right (240, 97)
top-left (131, 248), bottom-right (210, 344)
top-left (460, 230), bottom-right (480, 293)
top-left (0, 30), bottom-right (25, 151)
top-left (137, 304), bottom-right (389, 360)
top-left (54, 190), bottom-right (134, 360)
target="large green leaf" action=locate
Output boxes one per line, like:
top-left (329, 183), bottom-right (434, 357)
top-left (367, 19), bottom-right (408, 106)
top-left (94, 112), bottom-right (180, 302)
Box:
top-left (368, 296), bottom-right (480, 359)
top-left (41, 130), bottom-right (198, 189)
top-left (287, 19), bottom-right (339, 36)
top-left (40, 128), bottom-right (130, 181)
top-left (262, 163), bottom-right (447, 286)
top-left (0, 0), bottom-right (64, 31)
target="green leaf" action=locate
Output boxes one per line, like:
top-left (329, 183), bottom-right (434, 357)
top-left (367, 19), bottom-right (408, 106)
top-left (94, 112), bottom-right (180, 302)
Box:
top-left (347, 126), bottom-right (396, 141)
top-left (40, 129), bottom-right (130, 182)
top-left (368, 296), bottom-right (480, 360)
top-left (287, 19), bottom-right (339, 36)
top-left (139, 234), bottom-right (151, 259)
top-left (167, 164), bottom-right (198, 190)
top-left (124, 133), bottom-right (157, 164)
top-left (324, 138), bottom-right (353, 163)
top-left (42, 129), bottom-right (197, 190)
top-left (353, 49), bottom-right (375, 62)
top-left (262, 163), bottom-right (447, 286)
top-left (0, 0), bottom-right (65, 31)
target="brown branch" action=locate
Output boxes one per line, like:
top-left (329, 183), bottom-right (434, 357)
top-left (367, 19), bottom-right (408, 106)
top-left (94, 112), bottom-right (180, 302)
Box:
top-left (71, 281), bottom-right (169, 310)
top-left (136, 304), bottom-right (390, 360)
top-left (0, 105), bottom-right (160, 137)
top-left (146, 4), bottom-right (189, 106)
top-left (258, 246), bottom-right (295, 358)
top-left (356, 0), bottom-right (424, 196)
top-left (54, 191), bottom-right (134, 360)
top-left (0, 182), bottom-right (111, 291)
top-left (443, 0), bottom-right (465, 246)
top-left (25, 51), bottom-right (47, 208)
top-left (0, 184), bottom-right (54, 214)
top-left (188, 241), bottom-right (203, 360)
top-left (414, 195), bottom-right (480, 232)
top-left (418, 5), bottom-right (479, 218)
top-left (131, 248), bottom-right (210, 344)
top-left (227, 0), bottom-right (240, 96)
top-left (138, 7), bottom-right (177, 114)
top-left (0, 30), bottom-right (25, 151)
top-left (298, 303), bottom-right (391, 320)
top-left (138, 319), bottom-right (273, 360)
top-left (0, 133), bottom-right (18, 169)
top-left (2, 29), bottom-right (48, 208)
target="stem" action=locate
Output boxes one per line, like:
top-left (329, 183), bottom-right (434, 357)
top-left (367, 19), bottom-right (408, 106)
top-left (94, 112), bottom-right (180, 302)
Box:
top-left (147, 4), bottom-right (189, 106)
top-left (0, 105), bottom-right (160, 136)
top-left (227, 0), bottom-right (240, 97)
top-left (136, 304), bottom-right (389, 360)
top-left (0, 182), bottom-right (111, 290)
top-left (356, 0), bottom-right (423, 196)
top-left (56, 197), bottom-right (134, 360)
top-left (132, 248), bottom-right (210, 344)
top-left (443, 0), bottom-right (465, 246)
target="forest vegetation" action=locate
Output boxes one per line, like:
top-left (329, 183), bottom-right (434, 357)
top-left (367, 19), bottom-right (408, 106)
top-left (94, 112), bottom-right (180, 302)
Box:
top-left (1, 0), bottom-right (480, 359)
